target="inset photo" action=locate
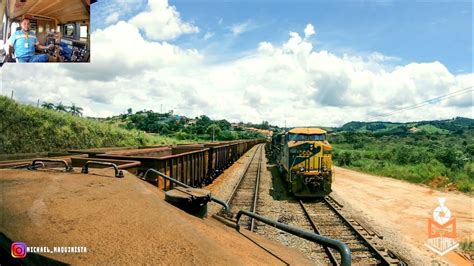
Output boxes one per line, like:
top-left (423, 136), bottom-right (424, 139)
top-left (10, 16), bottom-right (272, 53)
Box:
top-left (0, 0), bottom-right (94, 65)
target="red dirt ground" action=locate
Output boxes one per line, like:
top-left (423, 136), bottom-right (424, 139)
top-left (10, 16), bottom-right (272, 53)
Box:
top-left (332, 166), bottom-right (473, 265)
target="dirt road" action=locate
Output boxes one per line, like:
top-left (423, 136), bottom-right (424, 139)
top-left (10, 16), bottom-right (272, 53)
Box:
top-left (332, 166), bottom-right (473, 265)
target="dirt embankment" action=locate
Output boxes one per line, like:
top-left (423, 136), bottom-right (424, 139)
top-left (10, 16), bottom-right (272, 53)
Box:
top-left (332, 166), bottom-right (473, 265)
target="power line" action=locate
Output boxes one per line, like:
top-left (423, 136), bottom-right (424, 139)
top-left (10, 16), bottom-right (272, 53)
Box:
top-left (372, 86), bottom-right (473, 118)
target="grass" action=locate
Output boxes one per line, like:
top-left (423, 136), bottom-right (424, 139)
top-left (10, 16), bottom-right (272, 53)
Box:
top-left (0, 96), bottom-right (191, 154)
top-left (459, 240), bottom-right (474, 258)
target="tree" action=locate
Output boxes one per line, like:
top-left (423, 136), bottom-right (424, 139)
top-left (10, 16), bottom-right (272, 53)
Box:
top-left (55, 102), bottom-right (68, 112)
top-left (195, 115), bottom-right (212, 134)
top-left (207, 124), bottom-right (221, 141)
top-left (217, 119), bottom-right (231, 130)
top-left (41, 102), bottom-right (55, 110)
top-left (260, 121), bottom-right (270, 130)
top-left (127, 108), bottom-right (132, 115)
top-left (69, 104), bottom-right (83, 117)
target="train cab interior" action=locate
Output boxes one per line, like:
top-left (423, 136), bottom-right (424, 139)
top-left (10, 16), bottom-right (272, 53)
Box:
top-left (0, 0), bottom-right (95, 65)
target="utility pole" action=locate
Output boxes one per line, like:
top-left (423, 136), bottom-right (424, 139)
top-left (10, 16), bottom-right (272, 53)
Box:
top-left (212, 127), bottom-right (215, 142)
top-left (160, 104), bottom-right (163, 113)
top-left (284, 120), bottom-right (286, 129)
top-left (10, 90), bottom-right (14, 99)
top-left (37, 99), bottom-right (39, 107)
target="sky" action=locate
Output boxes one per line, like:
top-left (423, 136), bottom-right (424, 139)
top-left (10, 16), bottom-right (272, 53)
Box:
top-left (0, 0), bottom-right (472, 127)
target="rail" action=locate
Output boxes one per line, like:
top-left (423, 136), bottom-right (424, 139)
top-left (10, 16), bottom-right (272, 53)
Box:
top-left (226, 145), bottom-right (260, 206)
top-left (143, 168), bottom-right (230, 211)
top-left (250, 146), bottom-right (262, 232)
top-left (81, 161), bottom-right (124, 178)
top-left (299, 200), bottom-right (339, 265)
top-left (235, 210), bottom-right (351, 266)
top-left (28, 159), bottom-right (72, 172)
top-left (323, 196), bottom-right (392, 265)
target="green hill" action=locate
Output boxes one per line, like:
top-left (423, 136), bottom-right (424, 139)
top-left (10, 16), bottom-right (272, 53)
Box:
top-left (338, 117), bottom-right (473, 134)
top-left (0, 97), bottom-right (183, 154)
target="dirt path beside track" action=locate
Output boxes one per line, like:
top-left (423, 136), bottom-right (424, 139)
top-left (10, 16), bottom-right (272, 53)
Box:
top-left (332, 166), bottom-right (473, 265)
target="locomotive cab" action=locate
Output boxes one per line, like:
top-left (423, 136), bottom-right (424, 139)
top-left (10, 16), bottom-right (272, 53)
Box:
top-left (275, 127), bottom-right (333, 197)
top-left (0, 0), bottom-right (94, 65)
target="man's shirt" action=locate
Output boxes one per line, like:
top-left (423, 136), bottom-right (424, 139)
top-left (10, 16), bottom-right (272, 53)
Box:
top-left (8, 30), bottom-right (37, 59)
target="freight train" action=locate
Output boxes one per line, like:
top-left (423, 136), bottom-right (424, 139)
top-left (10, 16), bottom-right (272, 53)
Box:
top-left (270, 128), bottom-right (333, 197)
top-left (0, 139), bottom-right (263, 189)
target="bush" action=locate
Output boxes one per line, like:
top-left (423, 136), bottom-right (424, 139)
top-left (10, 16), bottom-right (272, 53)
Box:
top-left (175, 131), bottom-right (189, 140)
top-left (218, 130), bottom-right (238, 140)
top-left (337, 151), bottom-right (353, 166)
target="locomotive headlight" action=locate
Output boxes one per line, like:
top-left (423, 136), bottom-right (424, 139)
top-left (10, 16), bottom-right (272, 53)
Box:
top-left (300, 167), bottom-right (305, 172)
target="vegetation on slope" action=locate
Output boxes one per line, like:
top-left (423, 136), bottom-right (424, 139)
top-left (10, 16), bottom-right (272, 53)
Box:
top-left (331, 126), bottom-right (474, 193)
top-left (0, 97), bottom-right (187, 154)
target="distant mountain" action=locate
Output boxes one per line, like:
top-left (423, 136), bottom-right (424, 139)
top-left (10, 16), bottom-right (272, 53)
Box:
top-left (338, 117), bottom-right (473, 134)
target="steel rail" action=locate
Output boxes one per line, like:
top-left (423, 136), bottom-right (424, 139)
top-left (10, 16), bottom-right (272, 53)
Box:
top-left (249, 146), bottom-right (262, 232)
top-left (323, 195), bottom-right (392, 265)
top-left (226, 144), bottom-right (261, 206)
top-left (299, 200), bottom-right (339, 265)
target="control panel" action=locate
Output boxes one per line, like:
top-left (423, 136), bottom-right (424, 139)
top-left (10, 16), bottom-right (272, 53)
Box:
top-left (45, 33), bottom-right (59, 56)
top-left (59, 38), bottom-right (89, 62)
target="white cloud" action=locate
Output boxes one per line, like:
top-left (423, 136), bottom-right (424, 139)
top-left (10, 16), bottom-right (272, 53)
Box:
top-left (369, 51), bottom-right (399, 62)
top-left (105, 12), bottom-right (119, 24)
top-left (230, 21), bottom-right (251, 36)
top-left (304, 24), bottom-right (315, 38)
top-left (204, 32), bottom-right (214, 40)
top-left (129, 0), bottom-right (199, 41)
top-left (62, 21), bottom-right (202, 81)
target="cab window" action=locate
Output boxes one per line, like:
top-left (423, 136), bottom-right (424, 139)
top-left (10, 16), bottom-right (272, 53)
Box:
top-left (307, 134), bottom-right (326, 141)
top-left (80, 25), bottom-right (88, 39)
top-left (288, 134), bottom-right (326, 141)
top-left (288, 134), bottom-right (306, 141)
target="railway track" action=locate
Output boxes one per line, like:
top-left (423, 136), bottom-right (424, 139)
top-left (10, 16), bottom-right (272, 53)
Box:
top-left (218, 145), bottom-right (405, 265)
top-left (299, 196), bottom-right (404, 265)
top-left (226, 144), bottom-right (264, 232)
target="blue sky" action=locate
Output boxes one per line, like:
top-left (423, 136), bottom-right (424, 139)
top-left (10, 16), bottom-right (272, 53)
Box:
top-left (93, 0), bottom-right (472, 73)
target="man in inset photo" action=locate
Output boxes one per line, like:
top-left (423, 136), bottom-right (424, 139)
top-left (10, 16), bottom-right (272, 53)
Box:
top-left (7, 17), bottom-right (53, 63)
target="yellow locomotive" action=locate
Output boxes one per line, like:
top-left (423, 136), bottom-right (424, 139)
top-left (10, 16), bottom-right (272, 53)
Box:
top-left (271, 128), bottom-right (333, 197)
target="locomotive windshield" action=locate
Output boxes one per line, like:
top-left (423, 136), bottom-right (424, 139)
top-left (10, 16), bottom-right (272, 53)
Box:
top-left (288, 134), bottom-right (326, 141)
top-left (307, 134), bottom-right (326, 141)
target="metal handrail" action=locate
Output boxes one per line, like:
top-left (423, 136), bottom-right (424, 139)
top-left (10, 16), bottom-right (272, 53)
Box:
top-left (235, 210), bottom-right (352, 266)
top-left (81, 161), bottom-right (124, 178)
top-left (14, 162), bottom-right (45, 169)
top-left (143, 168), bottom-right (230, 211)
top-left (29, 159), bottom-right (72, 172)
